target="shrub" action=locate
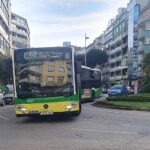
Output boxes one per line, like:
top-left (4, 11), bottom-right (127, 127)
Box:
top-left (107, 95), bottom-right (150, 102)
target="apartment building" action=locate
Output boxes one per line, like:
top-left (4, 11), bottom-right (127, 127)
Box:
top-left (102, 8), bottom-right (128, 86)
top-left (127, 0), bottom-right (149, 93)
top-left (11, 13), bottom-right (30, 51)
top-left (97, 0), bottom-right (150, 92)
top-left (0, 0), bottom-right (11, 57)
top-left (138, 1), bottom-right (150, 89)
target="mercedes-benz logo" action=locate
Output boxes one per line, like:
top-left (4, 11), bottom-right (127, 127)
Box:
top-left (44, 104), bottom-right (49, 109)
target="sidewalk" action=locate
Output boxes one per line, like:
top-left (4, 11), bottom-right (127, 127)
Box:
top-left (95, 94), bottom-right (108, 102)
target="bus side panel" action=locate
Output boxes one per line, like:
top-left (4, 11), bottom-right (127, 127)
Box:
top-left (81, 89), bottom-right (91, 100)
top-left (94, 88), bottom-right (102, 98)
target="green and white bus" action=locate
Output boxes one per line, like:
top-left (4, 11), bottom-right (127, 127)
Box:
top-left (80, 65), bottom-right (102, 102)
top-left (13, 47), bottom-right (81, 117)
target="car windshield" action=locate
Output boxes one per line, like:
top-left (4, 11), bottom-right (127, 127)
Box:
top-left (111, 86), bottom-right (122, 90)
top-left (15, 49), bottom-right (74, 99)
top-left (7, 91), bottom-right (14, 94)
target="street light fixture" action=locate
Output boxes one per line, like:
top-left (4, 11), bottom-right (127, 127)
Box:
top-left (85, 33), bottom-right (89, 66)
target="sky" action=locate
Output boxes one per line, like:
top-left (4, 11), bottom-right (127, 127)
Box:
top-left (11, 0), bottom-right (129, 47)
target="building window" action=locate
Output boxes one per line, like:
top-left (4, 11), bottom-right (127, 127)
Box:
top-left (0, 17), bottom-right (9, 35)
top-left (0, 0), bottom-right (9, 20)
top-left (145, 22), bottom-right (150, 31)
top-left (145, 38), bottom-right (150, 45)
top-left (48, 66), bottom-right (55, 72)
top-left (0, 34), bottom-right (10, 51)
top-left (59, 66), bottom-right (65, 72)
top-left (58, 76), bottom-right (64, 83)
top-left (48, 76), bottom-right (54, 82)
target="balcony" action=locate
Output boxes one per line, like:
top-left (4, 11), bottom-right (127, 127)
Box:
top-left (0, 9), bottom-right (9, 26)
top-left (109, 56), bottom-right (122, 63)
top-left (12, 20), bottom-right (28, 30)
top-left (12, 37), bottom-right (28, 44)
top-left (138, 31), bottom-right (145, 41)
top-left (110, 75), bottom-right (122, 81)
top-left (0, 47), bottom-right (6, 55)
top-left (122, 43), bottom-right (128, 49)
top-left (114, 35), bottom-right (123, 45)
top-left (110, 45), bottom-right (122, 55)
top-left (0, 26), bottom-right (9, 41)
top-left (122, 75), bottom-right (128, 79)
top-left (110, 65), bottom-right (128, 72)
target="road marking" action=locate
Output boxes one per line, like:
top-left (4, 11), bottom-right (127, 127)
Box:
top-left (72, 128), bottom-right (137, 135)
top-left (0, 115), bottom-right (9, 121)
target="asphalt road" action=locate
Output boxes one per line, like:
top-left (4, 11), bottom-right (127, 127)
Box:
top-left (0, 102), bottom-right (150, 150)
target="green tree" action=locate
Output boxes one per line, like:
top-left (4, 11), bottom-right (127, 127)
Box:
top-left (75, 49), bottom-right (108, 68)
top-left (86, 49), bottom-right (108, 68)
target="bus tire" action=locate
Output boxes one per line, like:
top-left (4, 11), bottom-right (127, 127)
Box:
top-left (91, 92), bottom-right (95, 102)
top-left (72, 101), bottom-right (81, 116)
top-left (16, 114), bottom-right (20, 118)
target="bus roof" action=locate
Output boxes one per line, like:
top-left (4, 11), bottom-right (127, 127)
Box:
top-left (81, 65), bottom-right (101, 72)
top-left (14, 47), bottom-right (72, 51)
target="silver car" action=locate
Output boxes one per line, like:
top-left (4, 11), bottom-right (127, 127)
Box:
top-left (0, 91), bottom-right (5, 106)
top-left (4, 92), bottom-right (14, 105)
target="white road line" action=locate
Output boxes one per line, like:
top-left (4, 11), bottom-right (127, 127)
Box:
top-left (72, 128), bottom-right (137, 135)
top-left (0, 115), bottom-right (9, 121)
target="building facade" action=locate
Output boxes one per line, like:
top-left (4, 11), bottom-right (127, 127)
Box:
top-left (97, 0), bottom-right (150, 92)
top-left (127, 0), bottom-right (149, 93)
top-left (138, 1), bottom-right (150, 90)
top-left (11, 13), bottom-right (30, 51)
top-left (0, 0), bottom-right (11, 58)
top-left (102, 8), bottom-right (128, 87)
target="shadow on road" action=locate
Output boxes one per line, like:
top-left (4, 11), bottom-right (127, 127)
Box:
top-left (16, 114), bottom-right (78, 124)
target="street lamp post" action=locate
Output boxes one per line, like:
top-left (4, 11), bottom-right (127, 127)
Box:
top-left (85, 33), bottom-right (89, 66)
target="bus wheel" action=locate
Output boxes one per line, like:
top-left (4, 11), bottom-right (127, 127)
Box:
top-left (91, 92), bottom-right (95, 102)
top-left (72, 101), bottom-right (81, 116)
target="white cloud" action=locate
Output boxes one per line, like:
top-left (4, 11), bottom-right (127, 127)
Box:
top-left (12, 0), bottom-right (129, 47)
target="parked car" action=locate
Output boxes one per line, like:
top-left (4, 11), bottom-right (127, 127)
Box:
top-left (0, 90), bottom-right (5, 106)
top-left (102, 88), bottom-right (109, 94)
top-left (108, 85), bottom-right (128, 97)
top-left (127, 86), bottom-right (134, 95)
top-left (4, 91), bottom-right (14, 105)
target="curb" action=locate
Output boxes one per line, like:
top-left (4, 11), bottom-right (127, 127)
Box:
top-left (92, 101), bottom-right (150, 112)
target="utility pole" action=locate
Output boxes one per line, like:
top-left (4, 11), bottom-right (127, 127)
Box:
top-left (85, 33), bottom-right (89, 66)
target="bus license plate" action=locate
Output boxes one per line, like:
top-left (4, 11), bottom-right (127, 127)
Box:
top-left (40, 112), bottom-right (53, 115)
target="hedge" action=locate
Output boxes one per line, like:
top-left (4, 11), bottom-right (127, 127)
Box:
top-left (107, 95), bottom-right (150, 102)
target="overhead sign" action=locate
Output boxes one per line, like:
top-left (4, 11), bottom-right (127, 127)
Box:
top-left (24, 50), bottom-right (63, 61)
top-left (14, 48), bottom-right (72, 62)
